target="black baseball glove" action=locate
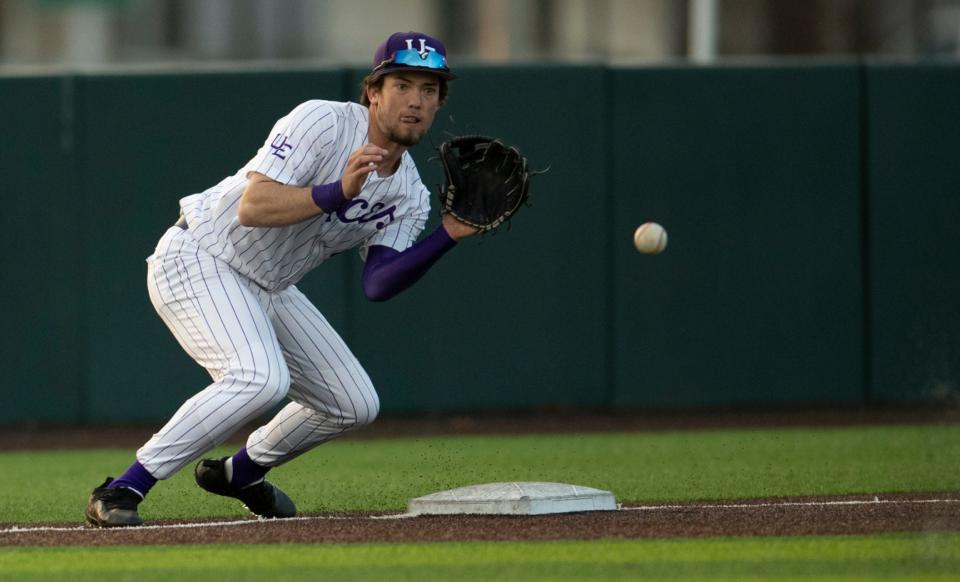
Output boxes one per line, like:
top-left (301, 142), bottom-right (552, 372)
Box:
top-left (438, 136), bottom-right (531, 233)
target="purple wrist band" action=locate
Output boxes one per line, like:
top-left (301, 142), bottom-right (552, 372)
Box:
top-left (311, 181), bottom-right (347, 213)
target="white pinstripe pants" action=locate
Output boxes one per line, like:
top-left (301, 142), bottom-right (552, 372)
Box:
top-left (139, 226), bottom-right (379, 480)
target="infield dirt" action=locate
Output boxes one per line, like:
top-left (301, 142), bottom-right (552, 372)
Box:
top-left (1, 493), bottom-right (958, 546)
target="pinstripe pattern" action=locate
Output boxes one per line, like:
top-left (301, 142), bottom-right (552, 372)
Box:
top-left (137, 98), bottom-right (432, 481)
top-left (244, 286), bottom-right (379, 466)
top-left (179, 100), bottom-right (429, 292)
top-left (142, 227), bottom-right (290, 478)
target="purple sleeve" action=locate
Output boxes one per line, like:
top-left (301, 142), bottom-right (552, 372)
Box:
top-left (361, 225), bottom-right (458, 301)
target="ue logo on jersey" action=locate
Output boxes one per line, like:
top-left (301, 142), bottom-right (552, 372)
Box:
top-left (327, 198), bottom-right (397, 230)
top-left (270, 134), bottom-right (293, 159)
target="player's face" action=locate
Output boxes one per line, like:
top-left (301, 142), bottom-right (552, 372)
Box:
top-left (369, 72), bottom-right (441, 147)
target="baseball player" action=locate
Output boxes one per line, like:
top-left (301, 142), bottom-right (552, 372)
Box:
top-left (86, 31), bottom-right (476, 527)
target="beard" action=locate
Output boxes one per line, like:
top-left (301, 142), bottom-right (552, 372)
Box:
top-left (387, 131), bottom-right (423, 147)
top-left (385, 124), bottom-right (423, 147)
top-left (375, 108), bottom-right (426, 147)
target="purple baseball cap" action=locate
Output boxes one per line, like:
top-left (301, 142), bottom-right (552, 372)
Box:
top-left (369, 31), bottom-right (456, 81)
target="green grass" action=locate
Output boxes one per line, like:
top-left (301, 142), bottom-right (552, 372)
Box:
top-left (1, 423), bottom-right (957, 582)
top-left (0, 423), bottom-right (957, 523)
top-left (0, 534), bottom-right (958, 581)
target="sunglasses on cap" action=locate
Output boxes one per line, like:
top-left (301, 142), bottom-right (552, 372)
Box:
top-left (374, 48), bottom-right (449, 73)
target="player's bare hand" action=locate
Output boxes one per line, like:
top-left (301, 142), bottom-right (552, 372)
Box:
top-left (342, 144), bottom-right (388, 199)
top-left (442, 213), bottom-right (480, 241)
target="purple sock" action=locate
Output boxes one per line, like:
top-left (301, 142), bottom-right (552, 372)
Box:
top-left (108, 461), bottom-right (157, 499)
top-left (229, 447), bottom-right (269, 488)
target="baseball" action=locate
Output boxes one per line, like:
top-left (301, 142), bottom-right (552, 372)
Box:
top-left (633, 222), bottom-right (668, 254)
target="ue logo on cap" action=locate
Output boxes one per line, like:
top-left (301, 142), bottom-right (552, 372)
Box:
top-left (405, 38), bottom-right (436, 59)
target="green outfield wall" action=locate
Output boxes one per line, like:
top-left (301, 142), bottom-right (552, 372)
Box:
top-left (864, 64), bottom-right (960, 405)
top-left (0, 62), bottom-right (956, 423)
top-left (0, 76), bottom-right (84, 423)
top-left (610, 65), bottom-right (865, 409)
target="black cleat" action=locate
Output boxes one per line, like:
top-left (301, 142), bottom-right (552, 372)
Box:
top-left (194, 457), bottom-right (296, 519)
top-left (85, 478), bottom-right (144, 527)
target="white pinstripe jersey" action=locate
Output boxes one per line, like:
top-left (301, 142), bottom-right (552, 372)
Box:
top-left (178, 100), bottom-right (431, 291)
